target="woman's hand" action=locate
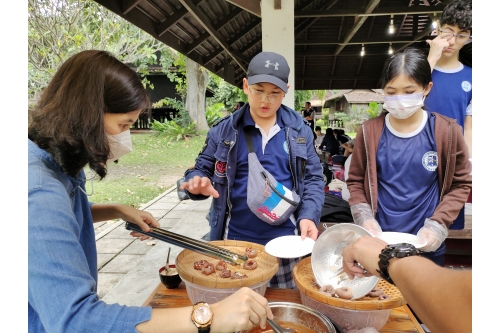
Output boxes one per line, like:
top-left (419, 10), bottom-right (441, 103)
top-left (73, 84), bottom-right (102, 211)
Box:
top-left (210, 287), bottom-right (273, 332)
top-left (116, 205), bottom-right (160, 240)
top-left (180, 176), bottom-right (219, 198)
top-left (299, 219), bottom-right (318, 240)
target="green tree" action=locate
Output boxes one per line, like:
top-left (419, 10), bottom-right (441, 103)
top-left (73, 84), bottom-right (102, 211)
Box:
top-left (28, 0), bottom-right (168, 106)
top-left (366, 101), bottom-right (382, 119)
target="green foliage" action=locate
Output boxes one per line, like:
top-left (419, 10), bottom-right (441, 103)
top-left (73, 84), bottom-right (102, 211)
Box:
top-left (333, 112), bottom-right (350, 123)
top-left (315, 119), bottom-right (326, 128)
top-left (366, 101), bottom-right (382, 119)
top-left (294, 90), bottom-right (313, 111)
top-left (28, 0), bottom-right (168, 101)
top-left (343, 106), bottom-right (366, 133)
top-left (152, 97), bottom-right (193, 129)
top-left (205, 103), bottom-right (225, 127)
top-left (211, 80), bottom-right (247, 110)
top-left (151, 119), bottom-right (198, 141)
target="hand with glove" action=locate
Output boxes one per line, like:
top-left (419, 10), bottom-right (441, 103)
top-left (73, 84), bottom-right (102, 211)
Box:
top-left (416, 219), bottom-right (449, 252)
top-left (351, 203), bottom-right (383, 237)
top-left (360, 219), bottom-right (383, 238)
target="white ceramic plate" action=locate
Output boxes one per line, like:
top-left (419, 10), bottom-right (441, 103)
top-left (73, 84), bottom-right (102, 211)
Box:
top-left (265, 235), bottom-right (315, 258)
top-left (379, 231), bottom-right (426, 248)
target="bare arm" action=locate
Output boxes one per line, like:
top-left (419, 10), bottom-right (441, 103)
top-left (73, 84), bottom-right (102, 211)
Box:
top-left (464, 115), bottom-right (472, 158)
top-left (342, 236), bottom-right (472, 333)
top-left (90, 203), bottom-right (159, 239)
top-left (136, 287), bottom-right (273, 333)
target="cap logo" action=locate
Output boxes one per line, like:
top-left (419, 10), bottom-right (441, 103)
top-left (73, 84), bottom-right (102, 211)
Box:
top-left (265, 60), bottom-right (279, 70)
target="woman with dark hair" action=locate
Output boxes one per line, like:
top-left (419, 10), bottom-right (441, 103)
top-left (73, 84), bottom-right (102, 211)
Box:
top-left (347, 47), bottom-right (471, 266)
top-left (28, 50), bottom-right (272, 333)
top-left (319, 128), bottom-right (340, 157)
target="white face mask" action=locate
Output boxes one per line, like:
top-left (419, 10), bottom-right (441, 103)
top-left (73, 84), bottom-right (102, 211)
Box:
top-left (107, 130), bottom-right (133, 163)
top-left (383, 91), bottom-right (425, 119)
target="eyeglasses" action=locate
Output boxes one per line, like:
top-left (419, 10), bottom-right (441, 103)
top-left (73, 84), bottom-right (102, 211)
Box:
top-left (248, 87), bottom-right (284, 104)
top-left (439, 29), bottom-right (472, 43)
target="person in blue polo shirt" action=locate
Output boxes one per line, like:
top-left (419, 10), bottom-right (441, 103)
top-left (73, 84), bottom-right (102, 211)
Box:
top-left (181, 52), bottom-right (325, 288)
top-left (347, 48), bottom-right (471, 266)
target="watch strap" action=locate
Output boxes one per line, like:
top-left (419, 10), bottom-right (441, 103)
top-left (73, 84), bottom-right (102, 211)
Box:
top-left (377, 244), bottom-right (422, 285)
top-left (198, 326), bottom-right (210, 333)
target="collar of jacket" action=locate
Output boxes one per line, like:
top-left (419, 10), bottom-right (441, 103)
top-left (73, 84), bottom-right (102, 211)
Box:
top-left (230, 104), bottom-right (306, 131)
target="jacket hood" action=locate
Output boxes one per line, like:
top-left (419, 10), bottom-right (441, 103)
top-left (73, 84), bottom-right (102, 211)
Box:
top-left (230, 103), bottom-right (306, 130)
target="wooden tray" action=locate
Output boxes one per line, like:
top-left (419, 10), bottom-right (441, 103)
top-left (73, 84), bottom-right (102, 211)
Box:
top-left (176, 240), bottom-right (279, 288)
top-left (293, 257), bottom-right (406, 310)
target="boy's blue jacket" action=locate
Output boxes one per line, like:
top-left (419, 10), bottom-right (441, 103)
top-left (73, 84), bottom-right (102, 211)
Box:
top-left (184, 103), bottom-right (325, 240)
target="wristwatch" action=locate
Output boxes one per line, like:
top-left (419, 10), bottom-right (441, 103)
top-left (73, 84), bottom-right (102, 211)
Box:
top-left (191, 302), bottom-right (213, 333)
top-left (377, 243), bottom-right (422, 285)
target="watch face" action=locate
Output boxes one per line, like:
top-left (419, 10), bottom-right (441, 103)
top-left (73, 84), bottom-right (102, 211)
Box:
top-left (194, 306), bottom-right (212, 324)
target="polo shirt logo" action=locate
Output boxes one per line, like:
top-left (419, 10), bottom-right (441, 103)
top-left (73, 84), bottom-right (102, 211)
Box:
top-left (422, 151), bottom-right (438, 171)
top-left (296, 137), bottom-right (306, 144)
top-left (461, 81), bottom-right (471, 92)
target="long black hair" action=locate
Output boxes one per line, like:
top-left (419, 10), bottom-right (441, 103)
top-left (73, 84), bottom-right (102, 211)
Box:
top-left (28, 50), bottom-right (150, 179)
top-left (380, 47), bottom-right (432, 89)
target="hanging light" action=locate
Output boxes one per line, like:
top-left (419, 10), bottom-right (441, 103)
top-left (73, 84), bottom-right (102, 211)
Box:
top-left (388, 15), bottom-right (395, 34)
top-left (432, 13), bottom-right (438, 29)
top-left (360, 44), bottom-right (365, 56)
top-left (388, 43), bottom-right (393, 55)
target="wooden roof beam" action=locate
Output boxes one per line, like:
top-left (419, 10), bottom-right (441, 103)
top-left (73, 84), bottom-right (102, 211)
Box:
top-left (334, 0), bottom-right (381, 56)
top-left (156, 8), bottom-right (189, 37)
top-left (185, 7), bottom-right (246, 54)
top-left (394, 21), bottom-right (434, 53)
top-left (296, 38), bottom-right (420, 46)
top-left (179, 0), bottom-right (248, 71)
top-left (295, 5), bottom-right (446, 18)
top-left (122, 0), bottom-right (141, 15)
top-left (295, 0), bottom-right (340, 40)
top-left (202, 19), bottom-right (260, 66)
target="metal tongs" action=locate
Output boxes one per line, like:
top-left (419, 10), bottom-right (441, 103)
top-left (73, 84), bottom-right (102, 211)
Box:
top-left (125, 222), bottom-right (248, 265)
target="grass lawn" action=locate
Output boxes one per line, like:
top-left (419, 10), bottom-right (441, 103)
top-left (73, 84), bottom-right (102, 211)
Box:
top-left (86, 129), bottom-right (355, 210)
top-left (84, 131), bottom-right (207, 209)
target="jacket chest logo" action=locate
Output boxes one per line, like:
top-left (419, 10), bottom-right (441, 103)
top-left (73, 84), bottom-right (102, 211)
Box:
top-left (296, 137), bottom-right (306, 144)
top-left (215, 161), bottom-right (227, 177)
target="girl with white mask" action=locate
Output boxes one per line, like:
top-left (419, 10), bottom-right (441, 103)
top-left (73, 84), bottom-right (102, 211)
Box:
top-left (28, 50), bottom-right (273, 333)
top-left (346, 48), bottom-right (471, 267)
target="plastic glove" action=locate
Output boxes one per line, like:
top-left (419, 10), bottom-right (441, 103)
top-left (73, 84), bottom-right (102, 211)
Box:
top-left (360, 219), bottom-right (383, 238)
top-left (350, 203), bottom-right (382, 237)
top-left (416, 219), bottom-right (449, 252)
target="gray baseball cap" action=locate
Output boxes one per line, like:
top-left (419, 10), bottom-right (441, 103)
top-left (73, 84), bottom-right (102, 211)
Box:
top-left (247, 52), bottom-right (290, 93)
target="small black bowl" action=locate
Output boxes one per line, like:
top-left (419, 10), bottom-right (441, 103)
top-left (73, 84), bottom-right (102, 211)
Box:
top-left (159, 264), bottom-right (182, 289)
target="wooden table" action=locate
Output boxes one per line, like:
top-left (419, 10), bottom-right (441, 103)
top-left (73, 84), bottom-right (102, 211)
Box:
top-left (144, 283), bottom-right (424, 333)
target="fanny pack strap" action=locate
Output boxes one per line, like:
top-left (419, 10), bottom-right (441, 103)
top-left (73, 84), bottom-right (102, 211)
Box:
top-left (243, 127), bottom-right (255, 153)
top-left (243, 127), bottom-right (299, 207)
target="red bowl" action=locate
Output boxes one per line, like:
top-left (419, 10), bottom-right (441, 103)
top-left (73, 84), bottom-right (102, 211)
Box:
top-left (159, 265), bottom-right (182, 289)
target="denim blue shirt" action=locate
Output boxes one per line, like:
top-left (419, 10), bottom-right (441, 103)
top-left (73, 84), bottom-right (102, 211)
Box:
top-left (28, 139), bottom-right (151, 333)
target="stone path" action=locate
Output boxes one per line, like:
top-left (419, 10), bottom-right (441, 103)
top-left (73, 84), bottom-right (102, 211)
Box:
top-left (95, 186), bottom-right (212, 306)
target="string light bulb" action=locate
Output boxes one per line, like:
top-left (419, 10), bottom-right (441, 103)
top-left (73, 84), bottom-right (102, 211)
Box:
top-left (360, 44), bottom-right (365, 56)
top-left (432, 13), bottom-right (439, 29)
top-left (388, 43), bottom-right (393, 55)
top-left (388, 15), bottom-right (395, 34)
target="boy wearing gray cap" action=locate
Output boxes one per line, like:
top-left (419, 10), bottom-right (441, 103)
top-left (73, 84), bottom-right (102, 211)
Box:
top-left (181, 52), bottom-right (325, 288)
